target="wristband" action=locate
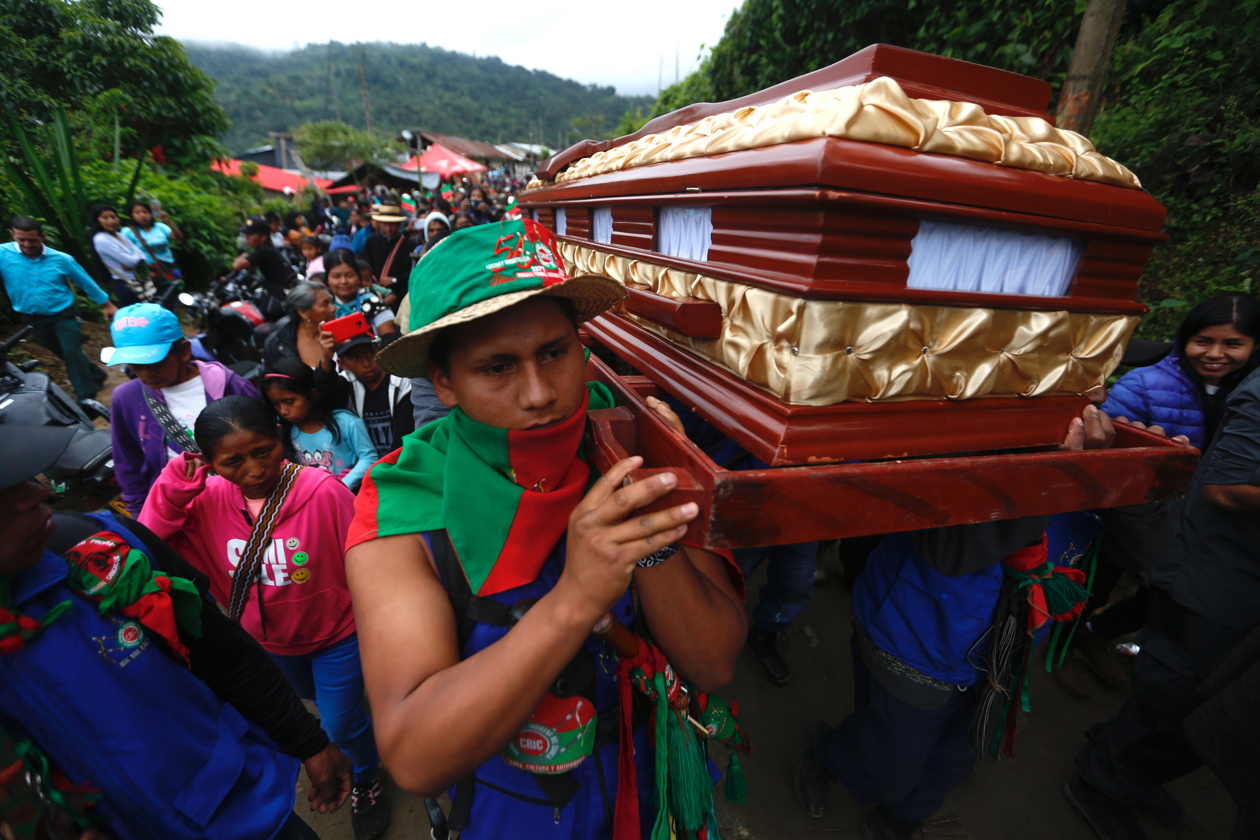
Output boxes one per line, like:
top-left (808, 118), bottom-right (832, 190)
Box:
top-left (637, 542), bottom-right (680, 569)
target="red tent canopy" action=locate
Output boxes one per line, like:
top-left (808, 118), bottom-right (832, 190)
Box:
top-left (211, 159), bottom-right (332, 193)
top-left (403, 143), bottom-right (487, 177)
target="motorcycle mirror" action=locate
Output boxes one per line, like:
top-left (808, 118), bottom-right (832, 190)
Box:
top-left (178, 292), bottom-right (196, 306)
top-left (99, 346), bottom-right (115, 364)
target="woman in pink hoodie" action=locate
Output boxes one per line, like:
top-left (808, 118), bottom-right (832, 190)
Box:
top-left (140, 395), bottom-right (390, 840)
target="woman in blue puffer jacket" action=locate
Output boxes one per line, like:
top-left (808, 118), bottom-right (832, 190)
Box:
top-left (1104, 295), bottom-right (1260, 449)
top-left (1055, 295), bottom-right (1260, 700)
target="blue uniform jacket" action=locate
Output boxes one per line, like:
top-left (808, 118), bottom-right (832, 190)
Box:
top-left (0, 519), bottom-right (299, 840)
top-left (851, 514), bottom-right (1099, 686)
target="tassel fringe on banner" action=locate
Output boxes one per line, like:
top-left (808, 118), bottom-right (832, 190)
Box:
top-left (970, 535), bottom-right (1092, 760)
top-left (614, 632), bottom-right (752, 840)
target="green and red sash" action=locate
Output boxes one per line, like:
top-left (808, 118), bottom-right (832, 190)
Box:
top-left (349, 383), bottom-right (615, 596)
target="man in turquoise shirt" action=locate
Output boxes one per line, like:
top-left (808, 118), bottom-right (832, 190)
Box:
top-left (0, 217), bottom-right (117, 403)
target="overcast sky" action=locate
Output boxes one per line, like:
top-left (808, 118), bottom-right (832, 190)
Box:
top-left (156, 0), bottom-right (741, 97)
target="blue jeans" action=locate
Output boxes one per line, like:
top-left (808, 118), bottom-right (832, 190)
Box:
top-left (270, 633), bottom-right (380, 785)
top-left (733, 541), bottom-right (819, 633)
top-left (820, 631), bottom-right (978, 823)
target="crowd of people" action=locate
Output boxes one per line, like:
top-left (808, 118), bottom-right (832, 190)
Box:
top-left (1, 188), bottom-right (1259, 840)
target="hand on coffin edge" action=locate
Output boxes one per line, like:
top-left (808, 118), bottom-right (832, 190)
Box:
top-left (1109, 415), bottom-right (1192, 447)
top-left (645, 395), bottom-right (686, 438)
top-left (1060, 405), bottom-right (1194, 451)
top-left (1060, 404), bottom-right (1116, 451)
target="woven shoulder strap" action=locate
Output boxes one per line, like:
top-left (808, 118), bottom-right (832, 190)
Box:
top-left (142, 388), bottom-right (201, 454)
top-left (228, 462), bottom-right (302, 622)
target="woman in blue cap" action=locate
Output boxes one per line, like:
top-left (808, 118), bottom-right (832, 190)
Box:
top-left (106, 303), bottom-right (260, 515)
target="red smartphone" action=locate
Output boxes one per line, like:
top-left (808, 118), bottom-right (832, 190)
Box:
top-left (324, 312), bottom-right (372, 342)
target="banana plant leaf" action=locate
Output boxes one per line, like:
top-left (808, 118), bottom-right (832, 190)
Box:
top-left (2, 109), bottom-right (148, 275)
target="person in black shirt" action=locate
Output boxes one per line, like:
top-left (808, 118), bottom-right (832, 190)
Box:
top-left (361, 207), bottom-right (411, 314)
top-left (1068, 370), bottom-right (1260, 840)
top-left (233, 220), bottom-right (297, 317)
top-left (314, 334), bottom-right (414, 458)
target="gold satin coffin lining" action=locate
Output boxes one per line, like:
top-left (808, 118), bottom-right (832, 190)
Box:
top-left (532, 76), bottom-right (1140, 191)
top-left (562, 242), bottom-right (1138, 407)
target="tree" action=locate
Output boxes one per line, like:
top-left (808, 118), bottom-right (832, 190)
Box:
top-left (614, 108), bottom-right (651, 138)
top-left (701, 0), bottom-right (919, 101)
top-left (293, 121), bottom-right (403, 171)
top-left (648, 0), bottom-right (1083, 117)
top-left (185, 42), bottom-right (655, 152)
top-left (1056, 0), bottom-right (1128, 133)
top-left (567, 114), bottom-right (608, 145)
top-left (0, 0), bottom-right (229, 164)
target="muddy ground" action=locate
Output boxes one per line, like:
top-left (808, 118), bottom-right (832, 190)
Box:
top-left (13, 324), bottom-right (1235, 839)
top-left (3, 318), bottom-right (130, 406)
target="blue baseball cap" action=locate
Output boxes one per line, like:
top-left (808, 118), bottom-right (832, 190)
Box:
top-left (107, 303), bottom-right (185, 366)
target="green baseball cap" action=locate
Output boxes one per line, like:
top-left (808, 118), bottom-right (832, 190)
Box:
top-left (377, 218), bottom-right (626, 378)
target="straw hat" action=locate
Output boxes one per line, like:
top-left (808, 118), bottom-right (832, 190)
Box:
top-left (371, 205), bottom-right (407, 223)
top-left (377, 218), bottom-right (626, 378)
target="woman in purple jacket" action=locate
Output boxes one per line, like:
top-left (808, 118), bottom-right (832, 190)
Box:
top-left (106, 303), bottom-right (259, 515)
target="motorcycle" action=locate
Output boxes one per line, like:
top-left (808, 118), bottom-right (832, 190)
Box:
top-left (179, 270), bottom-right (288, 382)
top-left (0, 326), bottom-right (114, 491)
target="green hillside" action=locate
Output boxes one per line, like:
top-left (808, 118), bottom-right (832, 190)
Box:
top-left (185, 41), bottom-right (655, 153)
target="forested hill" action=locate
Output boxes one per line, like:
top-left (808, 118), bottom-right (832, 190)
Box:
top-left (185, 41), bottom-right (655, 153)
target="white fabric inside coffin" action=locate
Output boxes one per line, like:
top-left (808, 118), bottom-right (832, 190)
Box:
top-left (657, 206), bottom-right (713, 262)
top-left (592, 208), bottom-right (613, 245)
top-left (554, 208), bottom-right (567, 236)
top-left (906, 220), bottom-right (1085, 297)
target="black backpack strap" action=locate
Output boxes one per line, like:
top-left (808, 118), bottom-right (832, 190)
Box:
top-left (429, 529), bottom-right (588, 829)
top-left (428, 529), bottom-right (513, 649)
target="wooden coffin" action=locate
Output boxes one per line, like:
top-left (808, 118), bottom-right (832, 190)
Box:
top-left (521, 45), bottom-right (1170, 470)
top-left (583, 354), bottom-right (1198, 548)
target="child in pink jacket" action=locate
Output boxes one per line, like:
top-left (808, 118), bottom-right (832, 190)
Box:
top-left (140, 394), bottom-right (390, 840)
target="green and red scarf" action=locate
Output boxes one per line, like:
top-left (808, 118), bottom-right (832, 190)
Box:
top-left (349, 383), bottom-right (614, 595)
top-left (0, 531), bottom-right (202, 663)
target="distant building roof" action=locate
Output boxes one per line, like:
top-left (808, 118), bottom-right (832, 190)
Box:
top-left (491, 144), bottom-right (529, 162)
top-left (326, 161), bottom-right (420, 191)
top-left (500, 142), bottom-right (550, 158)
top-left (235, 144), bottom-right (304, 171)
top-left (420, 131), bottom-right (516, 163)
top-left (210, 159), bottom-right (332, 193)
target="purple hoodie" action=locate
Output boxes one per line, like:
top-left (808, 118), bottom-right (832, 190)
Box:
top-left (111, 360), bottom-right (259, 514)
